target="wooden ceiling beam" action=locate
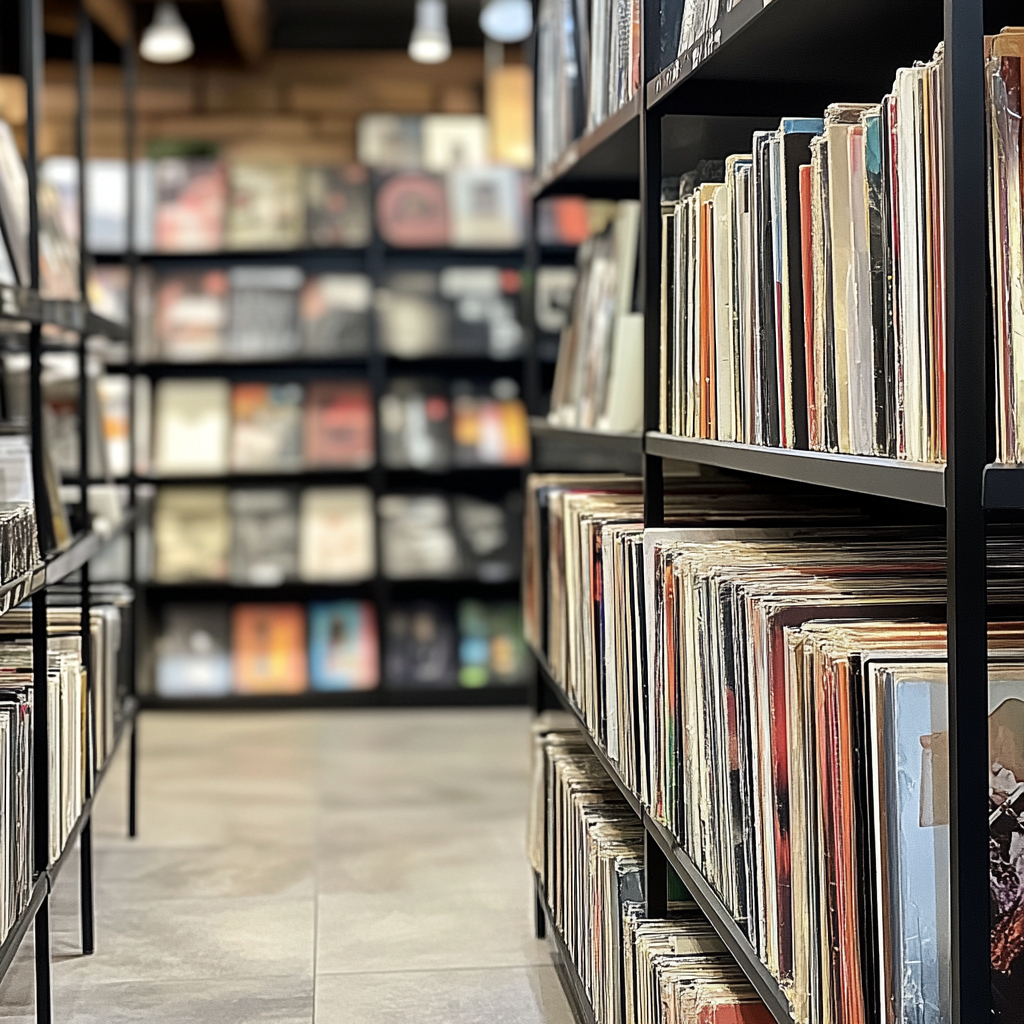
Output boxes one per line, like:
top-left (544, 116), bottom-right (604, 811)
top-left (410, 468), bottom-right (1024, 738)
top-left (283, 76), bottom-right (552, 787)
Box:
top-left (84, 0), bottom-right (133, 44)
top-left (220, 0), bottom-right (269, 66)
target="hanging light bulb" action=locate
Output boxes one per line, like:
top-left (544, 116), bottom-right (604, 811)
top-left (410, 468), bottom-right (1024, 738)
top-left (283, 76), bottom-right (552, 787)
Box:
top-left (408, 0), bottom-right (451, 64)
top-left (479, 0), bottom-right (532, 43)
top-left (140, 2), bottom-right (195, 64)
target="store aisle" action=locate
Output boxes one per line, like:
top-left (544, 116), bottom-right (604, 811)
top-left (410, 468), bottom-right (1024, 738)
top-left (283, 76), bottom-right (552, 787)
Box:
top-left (1, 710), bottom-right (573, 1024)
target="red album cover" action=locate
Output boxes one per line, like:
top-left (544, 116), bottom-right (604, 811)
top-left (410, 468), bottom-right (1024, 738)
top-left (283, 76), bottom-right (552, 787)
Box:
top-left (303, 381), bottom-right (375, 469)
top-left (155, 158), bottom-right (228, 253)
top-left (375, 173), bottom-right (449, 248)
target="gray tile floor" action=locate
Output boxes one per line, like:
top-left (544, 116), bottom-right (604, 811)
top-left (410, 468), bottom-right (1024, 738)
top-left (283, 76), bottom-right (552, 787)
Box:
top-left (0, 709), bottom-right (574, 1024)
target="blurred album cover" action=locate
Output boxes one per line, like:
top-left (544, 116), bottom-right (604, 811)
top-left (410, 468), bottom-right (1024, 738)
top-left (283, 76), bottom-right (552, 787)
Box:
top-left (305, 165), bottom-right (372, 248)
top-left (154, 271), bottom-right (230, 361)
top-left (439, 265), bottom-right (524, 358)
top-left (303, 381), bottom-right (374, 469)
top-left (457, 600), bottom-right (529, 687)
top-left (375, 272), bottom-right (451, 358)
top-left (155, 603), bottom-right (231, 698)
top-left (385, 602), bottom-right (457, 688)
top-left (451, 378), bottom-right (529, 466)
top-left (308, 600), bottom-right (379, 691)
top-left (154, 157), bottom-right (227, 253)
top-left (421, 115), bottom-right (489, 172)
top-left (535, 196), bottom-right (591, 246)
top-left (300, 274), bottom-right (372, 357)
top-left (379, 378), bottom-right (452, 471)
top-left (232, 603), bottom-right (307, 694)
top-left (356, 114), bottom-right (422, 169)
top-left (446, 167), bottom-right (524, 249)
top-left (153, 486), bottom-right (230, 581)
top-left (153, 378), bottom-right (231, 475)
top-left (452, 492), bottom-right (521, 582)
top-left (378, 493), bottom-right (461, 579)
top-left (375, 173), bottom-right (448, 248)
top-left (229, 488), bottom-right (298, 586)
top-left (231, 382), bottom-right (304, 472)
top-left (226, 161), bottom-right (305, 251)
top-left (227, 266), bottom-right (303, 359)
top-left (298, 486), bottom-right (375, 582)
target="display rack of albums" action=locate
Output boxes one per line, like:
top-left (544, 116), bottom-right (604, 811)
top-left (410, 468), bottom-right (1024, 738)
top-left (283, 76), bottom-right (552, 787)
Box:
top-left (110, 225), bottom-right (534, 709)
top-left (0, 4), bottom-right (145, 1024)
top-left (524, 0), bottom-right (1024, 1022)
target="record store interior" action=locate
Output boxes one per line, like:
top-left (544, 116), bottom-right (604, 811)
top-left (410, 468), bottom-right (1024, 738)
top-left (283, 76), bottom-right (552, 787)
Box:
top-left (0, 0), bottom-right (1020, 1021)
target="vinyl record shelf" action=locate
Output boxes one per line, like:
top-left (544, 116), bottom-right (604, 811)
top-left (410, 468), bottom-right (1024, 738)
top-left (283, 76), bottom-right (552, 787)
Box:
top-left (525, 0), bottom-right (1011, 1020)
top-left (0, 4), bottom-right (149, 1020)
top-left (534, 652), bottom-right (794, 1022)
top-left (126, 233), bottom-right (531, 708)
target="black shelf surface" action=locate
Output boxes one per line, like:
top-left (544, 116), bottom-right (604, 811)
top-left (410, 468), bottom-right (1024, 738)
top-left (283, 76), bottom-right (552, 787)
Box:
top-left (0, 876), bottom-right (46, 984)
top-left (536, 880), bottom-right (597, 1024)
top-left (531, 419), bottom-right (644, 474)
top-left (983, 464), bottom-right (1024, 509)
top-left (535, 654), bottom-right (796, 1024)
top-left (0, 287), bottom-right (129, 341)
top-left (141, 686), bottom-right (527, 711)
top-left (94, 246), bottom-right (369, 264)
top-left (137, 358), bottom-right (369, 377)
top-left (647, 0), bottom-right (942, 112)
top-left (95, 246), bottom-right (523, 264)
top-left (646, 432), bottom-right (946, 506)
top-left (46, 505), bottom-right (143, 586)
top-left (144, 469), bottom-right (373, 486)
top-left (0, 566), bottom-right (45, 617)
top-left (532, 96), bottom-right (641, 199)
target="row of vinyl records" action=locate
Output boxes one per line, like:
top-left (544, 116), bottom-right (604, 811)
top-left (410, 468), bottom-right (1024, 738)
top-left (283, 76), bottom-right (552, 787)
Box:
top-left (656, 26), bottom-right (1024, 466)
top-left (87, 264), bottom-right (526, 364)
top-left (6, 366), bottom-right (530, 487)
top-left (547, 200), bottom-right (645, 433)
top-left (150, 486), bottom-right (521, 586)
top-left (39, 102), bottom-right (533, 256)
top-left (528, 714), bottom-right (774, 1024)
top-left (40, 155), bottom-right (527, 263)
top-left (523, 473), bottom-right (1024, 1024)
top-left (0, 601), bottom-right (127, 945)
top-left (154, 599), bottom-right (529, 698)
top-left (535, 0), bottom-right (640, 174)
top-left (142, 377), bottom-right (528, 478)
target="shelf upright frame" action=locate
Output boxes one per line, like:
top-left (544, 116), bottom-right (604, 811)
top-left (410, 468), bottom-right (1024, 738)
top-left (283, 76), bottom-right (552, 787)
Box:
top-left (121, 8), bottom-right (140, 841)
top-left (74, 0), bottom-right (98, 958)
top-left (638, 0), bottom-right (663, 530)
top-left (943, 0), bottom-right (990, 1018)
top-left (21, 0), bottom-right (52, 1014)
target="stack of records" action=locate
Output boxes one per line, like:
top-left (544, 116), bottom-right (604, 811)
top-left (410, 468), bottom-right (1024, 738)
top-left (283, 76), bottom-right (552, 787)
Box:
top-left (528, 472), bottom-right (1024, 1021)
top-left (0, 669), bottom-right (30, 945)
top-left (549, 201), bottom-right (644, 433)
top-left (659, 47), bottom-right (946, 462)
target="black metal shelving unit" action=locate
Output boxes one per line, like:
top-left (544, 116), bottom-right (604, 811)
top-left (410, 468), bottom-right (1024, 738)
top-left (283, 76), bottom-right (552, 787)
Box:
top-left (118, 207), bottom-right (532, 706)
top-left (525, 0), bottom-right (1014, 1020)
top-left (0, 3), bottom-right (146, 1017)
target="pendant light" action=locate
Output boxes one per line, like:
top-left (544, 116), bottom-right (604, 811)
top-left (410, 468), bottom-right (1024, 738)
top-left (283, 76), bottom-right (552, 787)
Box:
top-left (140, 2), bottom-right (195, 64)
top-left (479, 0), bottom-right (533, 43)
top-left (408, 0), bottom-right (451, 64)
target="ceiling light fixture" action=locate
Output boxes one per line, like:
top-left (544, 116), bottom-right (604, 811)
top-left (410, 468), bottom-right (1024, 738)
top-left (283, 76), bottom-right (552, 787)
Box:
top-left (408, 0), bottom-right (451, 64)
top-left (479, 0), bottom-right (533, 43)
top-left (140, 2), bottom-right (195, 64)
